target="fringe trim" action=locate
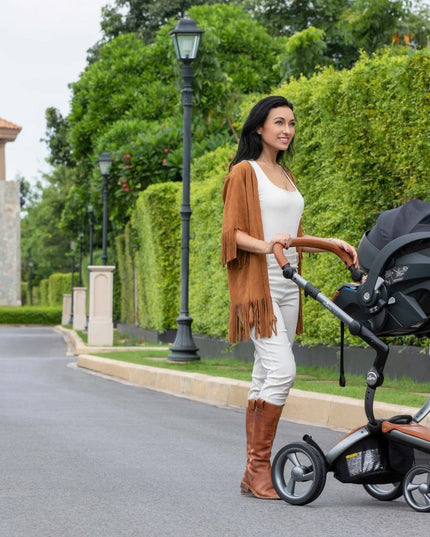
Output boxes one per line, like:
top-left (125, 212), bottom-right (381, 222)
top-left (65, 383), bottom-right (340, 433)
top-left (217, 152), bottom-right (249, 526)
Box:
top-left (221, 229), bottom-right (237, 267)
top-left (228, 297), bottom-right (277, 344)
top-left (221, 229), bottom-right (249, 268)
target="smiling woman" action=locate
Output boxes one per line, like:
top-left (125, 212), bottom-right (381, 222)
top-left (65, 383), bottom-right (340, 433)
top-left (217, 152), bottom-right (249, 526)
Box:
top-left (222, 95), bottom-right (357, 500)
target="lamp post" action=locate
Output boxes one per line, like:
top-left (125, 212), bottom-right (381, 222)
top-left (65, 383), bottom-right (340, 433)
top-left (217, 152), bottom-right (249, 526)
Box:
top-left (168, 16), bottom-right (203, 362)
top-left (78, 232), bottom-right (84, 286)
top-left (28, 259), bottom-right (34, 306)
top-left (98, 151), bottom-right (113, 266)
top-left (84, 206), bottom-right (94, 332)
top-left (68, 240), bottom-right (76, 325)
top-left (88, 204), bottom-right (94, 266)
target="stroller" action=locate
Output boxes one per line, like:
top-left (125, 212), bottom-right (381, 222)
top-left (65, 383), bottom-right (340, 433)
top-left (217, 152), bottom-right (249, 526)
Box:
top-left (271, 200), bottom-right (430, 512)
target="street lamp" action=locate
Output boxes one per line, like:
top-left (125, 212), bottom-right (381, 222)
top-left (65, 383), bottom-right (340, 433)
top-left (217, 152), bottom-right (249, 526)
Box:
top-left (98, 151), bottom-right (113, 266)
top-left (168, 16), bottom-right (203, 362)
top-left (68, 240), bottom-right (76, 325)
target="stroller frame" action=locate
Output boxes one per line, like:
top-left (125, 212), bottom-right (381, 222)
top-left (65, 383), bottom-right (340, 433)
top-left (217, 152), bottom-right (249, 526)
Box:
top-left (271, 240), bottom-right (430, 512)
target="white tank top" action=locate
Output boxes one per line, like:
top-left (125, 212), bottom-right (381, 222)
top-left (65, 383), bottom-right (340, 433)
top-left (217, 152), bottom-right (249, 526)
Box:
top-left (250, 160), bottom-right (304, 255)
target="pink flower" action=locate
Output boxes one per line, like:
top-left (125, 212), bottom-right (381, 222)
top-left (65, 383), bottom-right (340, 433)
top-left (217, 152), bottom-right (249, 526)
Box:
top-left (124, 153), bottom-right (131, 159)
top-left (164, 147), bottom-right (169, 153)
top-left (162, 159), bottom-right (167, 164)
top-left (125, 164), bottom-right (131, 169)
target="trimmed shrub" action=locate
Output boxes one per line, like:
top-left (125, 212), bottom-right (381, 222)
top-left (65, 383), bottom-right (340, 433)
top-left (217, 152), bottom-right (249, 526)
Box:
top-left (0, 306), bottom-right (62, 325)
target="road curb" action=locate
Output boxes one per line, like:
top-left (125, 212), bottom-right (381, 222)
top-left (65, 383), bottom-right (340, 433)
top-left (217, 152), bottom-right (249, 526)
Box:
top-left (56, 326), bottom-right (428, 431)
top-left (75, 353), bottom-right (429, 431)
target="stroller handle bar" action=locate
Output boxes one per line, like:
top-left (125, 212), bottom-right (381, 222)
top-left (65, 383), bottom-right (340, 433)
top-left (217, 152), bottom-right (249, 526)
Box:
top-left (273, 238), bottom-right (363, 282)
top-left (273, 240), bottom-right (388, 425)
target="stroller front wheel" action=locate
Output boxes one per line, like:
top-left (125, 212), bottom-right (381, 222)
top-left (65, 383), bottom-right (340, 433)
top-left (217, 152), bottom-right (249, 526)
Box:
top-left (403, 465), bottom-right (430, 512)
top-left (362, 481), bottom-right (403, 501)
top-left (271, 442), bottom-right (326, 505)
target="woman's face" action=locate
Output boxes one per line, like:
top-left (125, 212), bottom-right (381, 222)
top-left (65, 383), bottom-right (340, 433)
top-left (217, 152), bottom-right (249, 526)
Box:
top-left (257, 106), bottom-right (296, 155)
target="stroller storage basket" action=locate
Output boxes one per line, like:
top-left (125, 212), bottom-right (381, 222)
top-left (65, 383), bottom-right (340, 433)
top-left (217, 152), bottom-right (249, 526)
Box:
top-left (333, 434), bottom-right (414, 485)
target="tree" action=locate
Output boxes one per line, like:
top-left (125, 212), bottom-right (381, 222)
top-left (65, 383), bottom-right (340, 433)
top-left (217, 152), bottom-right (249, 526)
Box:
top-left (63, 4), bottom-right (285, 228)
top-left (276, 26), bottom-right (328, 80)
top-left (340, 0), bottom-right (404, 54)
top-left (86, 0), bottom-right (233, 61)
top-left (242, 0), bottom-right (430, 68)
top-left (42, 107), bottom-right (73, 167)
top-left (21, 168), bottom-right (81, 281)
top-left (18, 175), bottom-right (31, 209)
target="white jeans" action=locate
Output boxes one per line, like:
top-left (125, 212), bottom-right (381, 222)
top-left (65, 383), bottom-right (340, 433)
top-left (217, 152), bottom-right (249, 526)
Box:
top-left (249, 253), bottom-right (299, 406)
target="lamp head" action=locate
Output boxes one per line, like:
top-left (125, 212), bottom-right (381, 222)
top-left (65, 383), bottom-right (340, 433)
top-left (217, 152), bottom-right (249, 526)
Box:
top-left (98, 151), bottom-right (113, 176)
top-left (170, 16), bottom-right (203, 62)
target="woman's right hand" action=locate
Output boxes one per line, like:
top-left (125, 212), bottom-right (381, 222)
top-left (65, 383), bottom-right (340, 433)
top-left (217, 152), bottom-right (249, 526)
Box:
top-left (269, 233), bottom-right (292, 252)
top-left (236, 230), bottom-right (292, 255)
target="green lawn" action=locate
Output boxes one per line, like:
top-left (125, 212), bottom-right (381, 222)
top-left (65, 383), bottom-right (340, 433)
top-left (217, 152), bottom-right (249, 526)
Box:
top-left (93, 349), bottom-right (430, 409)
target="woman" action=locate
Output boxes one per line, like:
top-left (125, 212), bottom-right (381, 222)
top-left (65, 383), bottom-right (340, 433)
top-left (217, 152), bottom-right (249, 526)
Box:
top-left (222, 96), bottom-right (357, 500)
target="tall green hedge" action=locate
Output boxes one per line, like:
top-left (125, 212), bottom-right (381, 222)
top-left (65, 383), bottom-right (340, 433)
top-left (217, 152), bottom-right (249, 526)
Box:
top-left (131, 182), bottom-right (181, 331)
top-left (278, 49), bottom-right (430, 344)
top-left (116, 49), bottom-right (430, 345)
top-left (115, 224), bottom-right (136, 324)
top-left (39, 279), bottom-right (49, 306)
top-left (48, 273), bottom-right (77, 306)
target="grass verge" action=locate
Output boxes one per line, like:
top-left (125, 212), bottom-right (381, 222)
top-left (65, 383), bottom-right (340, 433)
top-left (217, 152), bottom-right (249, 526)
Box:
top-left (75, 329), bottom-right (159, 347)
top-left (92, 350), bottom-right (430, 409)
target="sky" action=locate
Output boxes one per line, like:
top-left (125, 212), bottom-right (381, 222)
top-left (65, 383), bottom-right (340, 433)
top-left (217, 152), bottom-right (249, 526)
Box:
top-left (1, 0), bottom-right (108, 185)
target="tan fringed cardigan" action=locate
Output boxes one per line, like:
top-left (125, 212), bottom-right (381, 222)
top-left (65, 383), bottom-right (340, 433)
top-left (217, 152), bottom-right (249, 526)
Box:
top-left (222, 160), bottom-right (303, 344)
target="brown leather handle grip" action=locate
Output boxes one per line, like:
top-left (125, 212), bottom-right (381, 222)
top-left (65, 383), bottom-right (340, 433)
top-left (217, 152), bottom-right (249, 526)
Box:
top-left (273, 238), bottom-right (355, 270)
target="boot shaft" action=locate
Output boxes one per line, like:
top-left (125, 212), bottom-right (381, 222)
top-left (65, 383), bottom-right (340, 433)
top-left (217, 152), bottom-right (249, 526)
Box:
top-left (252, 398), bottom-right (283, 462)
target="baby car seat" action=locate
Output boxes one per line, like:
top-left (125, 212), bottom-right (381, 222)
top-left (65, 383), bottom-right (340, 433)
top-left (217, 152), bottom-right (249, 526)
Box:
top-left (333, 200), bottom-right (430, 337)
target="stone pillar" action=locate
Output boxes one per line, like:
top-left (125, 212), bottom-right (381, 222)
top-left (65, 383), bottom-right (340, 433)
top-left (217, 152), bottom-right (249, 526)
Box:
top-left (87, 266), bottom-right (115, 346)
top-left (62, 294), bottom-right (71, 325)
top-left (72, 287), bottom-right (87, 331)
top-left (0, 181), bottom-right (21, 305)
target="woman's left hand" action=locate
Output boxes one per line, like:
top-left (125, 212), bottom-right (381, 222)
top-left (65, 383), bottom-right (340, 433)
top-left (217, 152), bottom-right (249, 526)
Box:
top-left (329, 238), bottom-right (358, 267)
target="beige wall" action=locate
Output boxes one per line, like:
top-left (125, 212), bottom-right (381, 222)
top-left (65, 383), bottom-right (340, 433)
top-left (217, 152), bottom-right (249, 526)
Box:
top-left (0, 181), bottom-right (21, 305)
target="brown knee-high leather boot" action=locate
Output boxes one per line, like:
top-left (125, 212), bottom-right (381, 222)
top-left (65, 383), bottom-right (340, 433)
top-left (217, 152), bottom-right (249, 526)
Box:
top-left (240, 398), bottom-right (283, 499)
top-left (240, 399), bottom-right (257, 495)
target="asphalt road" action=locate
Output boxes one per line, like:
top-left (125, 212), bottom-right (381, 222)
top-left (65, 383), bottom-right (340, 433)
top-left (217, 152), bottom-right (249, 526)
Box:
top-left (1, 326), bottom-right (429, 537)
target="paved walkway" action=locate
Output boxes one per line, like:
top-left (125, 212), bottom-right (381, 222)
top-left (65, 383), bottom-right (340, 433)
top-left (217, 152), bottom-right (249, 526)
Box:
top-left (57, 326), bottom-right (429, 431)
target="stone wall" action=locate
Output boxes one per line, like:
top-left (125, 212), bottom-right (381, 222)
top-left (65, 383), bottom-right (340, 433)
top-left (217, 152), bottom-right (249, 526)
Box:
top-left (0, 181), bottom-right (21, 305)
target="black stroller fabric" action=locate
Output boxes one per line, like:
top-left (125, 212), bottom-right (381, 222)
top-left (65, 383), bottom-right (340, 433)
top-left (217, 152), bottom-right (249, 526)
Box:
top-left (334, 198), bottom-right (430, 337)
top-left (367, 199), bottom-right (430, 250)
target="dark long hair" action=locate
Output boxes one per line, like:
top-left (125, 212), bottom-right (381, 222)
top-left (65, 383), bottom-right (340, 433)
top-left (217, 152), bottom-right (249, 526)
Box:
top-left (229, 95), bottom-right (295, 170)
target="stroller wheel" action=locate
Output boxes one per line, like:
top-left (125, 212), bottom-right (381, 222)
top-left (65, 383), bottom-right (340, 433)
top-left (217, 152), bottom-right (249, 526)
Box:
top-left (362, 482), bottom-right (403, 501)
top-left (403, 465), bottom-right (430, 512)
top-left (271, 442), bottom-right (326, 505)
